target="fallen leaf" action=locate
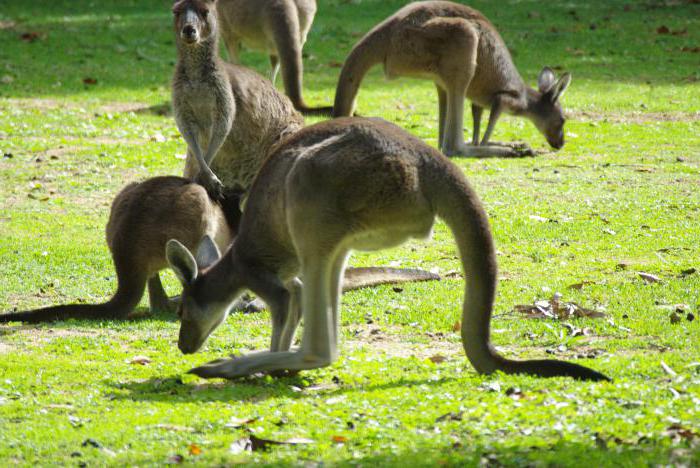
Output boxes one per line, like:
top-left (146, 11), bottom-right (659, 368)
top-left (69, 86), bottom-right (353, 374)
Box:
top-left (166, 454), bottom-right (184, 464)
top-left (154, 424), bottom-right (195, 432)
top-left (505, 387), bottom-right (526, 400)
top-left (660, 360), bottom-right (677, 377)
top-left (638, 272), bottom-right (662, 284)
top-left (680, 268), bottom-right (697, 277)
top-left (331, 435), bottom-right (348, 444)
top-left (151, 133), bottom-right (167, 143)
top-left (82, 77), bottom-right (98, 85)
top-left (568, 281), bottom-right (596, 290)
top-left (681, 46), bottom-right (700, 53)
top-left (514, 294), bottom-right (605, 320)
top-left (327, 61), bottom-right (343, 68)
top-left (20, 31), bottom-right (43, 42)
top-left (188, 444), bottom-right (202, 456)
top-left (670, 312), bottom-right (682, 325)
top-left (428, 354), bottom-right (448, 364)
top-left (436, 411), bottom-right (464, 422)
top-left (129, 355), bottom-right (151, 365)
top-left (225, 417), bottom-right (258, 429)
top-left (666, 424), bottom-right (699, 442)
top-left (452, 321), bottom-right (461, 332)
top-left (656, 25), bottom-right (670, 34)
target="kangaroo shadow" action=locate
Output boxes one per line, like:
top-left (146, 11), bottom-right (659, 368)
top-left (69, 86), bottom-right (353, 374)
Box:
top-left (104, 372), bottom-right (462, 404)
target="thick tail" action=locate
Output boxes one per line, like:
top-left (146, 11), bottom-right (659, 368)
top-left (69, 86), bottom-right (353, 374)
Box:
top-left (426, 158), bottom-right (610, 381)
top-left (342, 267), bottom-right (440, 292)
top-left (332, 23), bottom-right (390, 117)
top-left (269, 4), bottom-right (330, 115)
top-left (0, 265), bottom-right (146, 324)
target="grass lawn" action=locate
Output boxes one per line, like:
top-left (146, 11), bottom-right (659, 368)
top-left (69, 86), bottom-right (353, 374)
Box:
top-left (1, 0), bottom-right (699, 465)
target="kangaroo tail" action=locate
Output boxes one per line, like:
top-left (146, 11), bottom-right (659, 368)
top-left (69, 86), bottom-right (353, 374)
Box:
top-left (342, 267), bottom-right (440, 292)
top-left (333, 22), bottom-right (391, 117)
top-left (425, 158), bottom-right (610, 381)
top-left (0, 263), bottom-right (147, 323)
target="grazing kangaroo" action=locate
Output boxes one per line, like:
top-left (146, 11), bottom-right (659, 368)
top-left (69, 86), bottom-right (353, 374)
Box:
top-left (172, 0), bottom-right (304, 197)
top-left (333, 1), bottom-right (572, 158)
top-left (166, 118), bottom-right (609, 381)
top-left (216, 0), bottom-right (333, 115)
top-left (0, 177), bottom-right (240, 323)
top-left (0, 177), bottom-right (436, 324)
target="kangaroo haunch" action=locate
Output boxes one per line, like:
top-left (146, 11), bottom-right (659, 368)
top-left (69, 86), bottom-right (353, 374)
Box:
top-left (167, 118), bottom-right (610, 382)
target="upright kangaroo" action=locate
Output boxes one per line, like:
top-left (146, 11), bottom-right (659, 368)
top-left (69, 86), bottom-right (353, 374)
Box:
top-left (172, 0), bottom-right (304, 197)
top-left (216, 0), bottom-right (332, 115)
top-left (333, 1), bottom-right (572, 158)
top-left (166, 118), bottom-right (609, 382)
top-left (0, 177), bottom-right (435, 324)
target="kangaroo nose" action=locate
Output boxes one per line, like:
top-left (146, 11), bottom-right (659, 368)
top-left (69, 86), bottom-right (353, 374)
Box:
top-left (182, 25), bottom-right (196, 38)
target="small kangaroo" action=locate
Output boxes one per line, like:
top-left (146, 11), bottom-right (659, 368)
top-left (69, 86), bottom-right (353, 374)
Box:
top-left (0, 177), bottom-right (436, 324)
top-left (172, 0), bottom-right (304, 197)
top-left (166, 117), bottom-right (609, 382)
top-left (216, 0), bottom-right (333, 115)
top-left (333, 1), bottom-right (572, 158)
top-left (0, 177), bottom-right (240, 323)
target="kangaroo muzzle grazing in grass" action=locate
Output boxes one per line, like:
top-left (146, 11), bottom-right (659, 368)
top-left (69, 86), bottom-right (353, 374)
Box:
top-left (333, 1), bottom-right (572, 158)
top-left (166, 118), bottom-right (609, 381)
top-left (216, 0), bottom-right (332, 116)
top-left (0, 177), bottom-right (241, 323)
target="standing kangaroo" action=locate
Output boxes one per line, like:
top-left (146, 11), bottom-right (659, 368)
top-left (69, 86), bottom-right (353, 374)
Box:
top-left (216, 0), bottom-right (333, 115)
top-left (172, 0), bottom-right (304, 197)
top-left (166, 118), bottom-right (609, 382)
top-left (0, 177), bottom-right (435, 324)
top-left (333, 1), bottom-right (572, 158)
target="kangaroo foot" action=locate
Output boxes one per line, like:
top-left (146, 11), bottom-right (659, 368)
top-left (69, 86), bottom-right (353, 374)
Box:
top-left (444, 143), bottom-right (534, 158)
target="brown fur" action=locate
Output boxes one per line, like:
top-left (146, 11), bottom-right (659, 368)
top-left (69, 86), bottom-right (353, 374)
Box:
top-left (333, 1), bottom-right (572, 158)
top-left (172, 0), bottom-right (304, 193)
top-left (216, 0), bottom-right (332, 115)
top-left (166, 118), bottom-right (609, 382)
top-left (0, 177), bottom-right (237, 323)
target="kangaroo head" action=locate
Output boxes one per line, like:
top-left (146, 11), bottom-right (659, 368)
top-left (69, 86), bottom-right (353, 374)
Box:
top-left (529, 67), bottom-right (572, 150)
top-left (167, 235), bottom-right (240, 354)
top-left (172, 0), bottom-right (218, 46)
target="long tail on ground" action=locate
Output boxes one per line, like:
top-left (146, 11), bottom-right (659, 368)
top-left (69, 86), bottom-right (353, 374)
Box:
top-left (333, 22), bottom-right (391, 117)
top-left (426, 157), bottom-right (610, 381)
top-left (342, 267), bottom-right (440, 291)
top-left (0, 267), bottom-right (146, 323)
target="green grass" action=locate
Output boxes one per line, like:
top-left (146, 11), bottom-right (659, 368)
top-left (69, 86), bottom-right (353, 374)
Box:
top-left (1, 0), bottom-right (699, 465)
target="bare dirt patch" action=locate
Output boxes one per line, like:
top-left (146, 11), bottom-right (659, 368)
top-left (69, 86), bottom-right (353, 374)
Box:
top-left (569, 110), bottom-right (700, 124)
top-left (0, 341), bottom-right (15, 354)
top-left (345, 324), bottom-right (463, 360)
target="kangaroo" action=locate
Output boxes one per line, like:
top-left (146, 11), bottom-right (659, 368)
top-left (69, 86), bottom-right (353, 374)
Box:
top-left (0, 177), bottom-right (241, 323)
top-left (216, 0), bottom-right (333, 116)
top-left (172, 0), bottom-right (304, 197)
top-left (0, 176), bottom-right (436, 324)
top-left (166, 117), bottom-right (609, 382)
top-left (333, 1), bottom-right (572, 158)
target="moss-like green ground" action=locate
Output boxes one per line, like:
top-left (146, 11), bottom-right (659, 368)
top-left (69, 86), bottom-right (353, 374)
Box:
top-left (1, 0), bottom-right (699, 465)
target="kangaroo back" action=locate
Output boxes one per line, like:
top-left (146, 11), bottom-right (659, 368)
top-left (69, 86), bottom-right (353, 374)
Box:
top-left (423, 156), bottom-right (609, 381)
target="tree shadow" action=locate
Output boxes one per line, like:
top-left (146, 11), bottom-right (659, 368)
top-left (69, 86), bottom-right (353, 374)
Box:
top-left (0, 0), bottom-right (697, 100)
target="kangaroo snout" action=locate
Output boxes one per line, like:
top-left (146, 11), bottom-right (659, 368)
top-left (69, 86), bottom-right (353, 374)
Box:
top-left (181, 25), bottom-right (198, 42)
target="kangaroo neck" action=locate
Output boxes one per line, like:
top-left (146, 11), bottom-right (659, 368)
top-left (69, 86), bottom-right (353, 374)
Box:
top-left (176, 39), bottom-right (221, 82)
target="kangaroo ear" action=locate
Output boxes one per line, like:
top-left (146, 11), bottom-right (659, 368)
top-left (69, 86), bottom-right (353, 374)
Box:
top-left (552, 73), bottom-right (572, 102)
top-left (537, 67), bottom-right (556, 94)
top-left (166, 239), bottom-right (199, 286)
top-left (195, 235), bottom-right (221, 269)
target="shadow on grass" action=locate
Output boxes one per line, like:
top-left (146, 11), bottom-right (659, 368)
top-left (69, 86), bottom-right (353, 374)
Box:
top-left (104, 372), bottom-right (463, 404)
top-left (0, 0), bottom-right (698, 100)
